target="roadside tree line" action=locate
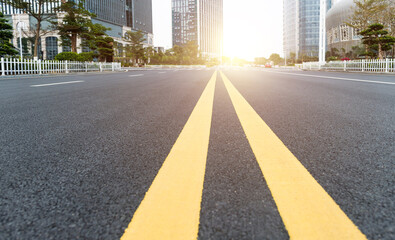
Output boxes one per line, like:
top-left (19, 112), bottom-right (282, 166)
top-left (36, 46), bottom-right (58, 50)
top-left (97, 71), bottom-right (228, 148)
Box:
top-left (256, 0), bottom-right (395, 65)
top-left (0, 0), bottom-right (215, 66)
top-left (339, 0), bottom-right (394, 60)
top-left (114, 36), bottom-right (206, 66)
top-left (0, 0), bottom-right (114, 61)
top-left (255, 54), bottom-right (284, 66)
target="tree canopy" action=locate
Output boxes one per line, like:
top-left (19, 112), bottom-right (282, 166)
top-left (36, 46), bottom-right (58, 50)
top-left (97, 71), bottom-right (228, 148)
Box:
top-left (81, 23), bottom-right (114, 62)
top-left (269, 53), bottom-right (283, 65)
top-left (0, 0), bottom-right (58, 58)
top-left (360, 23), bottom-right (395, 59)
top-left (52, 0), bottom-right (95, 53)
top-left (124, 30), bottom-right (146, 65)
top-left (149, 42), bottom-right (204, 65)
top-left (0, 12), bottom-right (17, 56)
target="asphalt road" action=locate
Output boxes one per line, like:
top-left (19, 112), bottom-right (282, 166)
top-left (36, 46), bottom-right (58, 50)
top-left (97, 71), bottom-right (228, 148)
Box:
top-left (0, 68), bottom-right (394, 239)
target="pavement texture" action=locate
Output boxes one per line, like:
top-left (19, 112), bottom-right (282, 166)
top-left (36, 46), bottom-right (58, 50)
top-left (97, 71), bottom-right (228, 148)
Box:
top-left (0, 68), bottom-right (394, 239)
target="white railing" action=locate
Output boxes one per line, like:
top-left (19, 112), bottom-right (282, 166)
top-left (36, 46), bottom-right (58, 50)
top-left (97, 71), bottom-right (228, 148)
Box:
top-left (145, 65), bottom-right (208, 69)
top-left (0, 58), bottom-right (122, 76)
top-left (300, 59), bottom-right (395, 73)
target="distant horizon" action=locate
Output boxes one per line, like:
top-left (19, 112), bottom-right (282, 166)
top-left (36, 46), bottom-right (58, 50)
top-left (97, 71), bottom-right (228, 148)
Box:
top-left (152, 0), bottom-right (283, 60)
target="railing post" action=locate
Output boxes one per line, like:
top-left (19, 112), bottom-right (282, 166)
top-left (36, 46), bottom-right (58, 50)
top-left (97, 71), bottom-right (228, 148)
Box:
top-left (1, 58), bottom-right (4, 76)
top-left (385, 58), bottom-right (389, 73)
top-left (112, 62), bottom-right (115, 72)
top-left (38, 59), bottom-right (42, 75)
top-left (100, 62), bottom-right (103, 72)
top-left (85, 62), bottom-right (88, 72)
top-left (343, 61), bottom-right (346, 71)
top-left (361, 60), bottom-right (365, 72)
top-left (65, 60), bottom-right (69, 74)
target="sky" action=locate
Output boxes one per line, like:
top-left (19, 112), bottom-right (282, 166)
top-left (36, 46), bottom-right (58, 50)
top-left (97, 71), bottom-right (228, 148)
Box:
top-left (152, 0), bottom-right (283, 60)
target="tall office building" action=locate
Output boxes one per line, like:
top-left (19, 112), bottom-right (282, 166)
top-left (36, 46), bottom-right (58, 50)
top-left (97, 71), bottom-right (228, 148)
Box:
top-left (283, 0), bottom-right (331, 59)
top-left (172, 0), bottom-right (223, 59)
top-left (85, 0), bottom-right (152, 35)
top-left (0, 0), bottom-right (153, 59)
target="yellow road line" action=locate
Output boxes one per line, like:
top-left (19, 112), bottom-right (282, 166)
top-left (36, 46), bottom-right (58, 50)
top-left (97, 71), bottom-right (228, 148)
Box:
top-left (220, 71), bottom-right (367, 240)
top-left (121, 71), bottom-right (217, 240)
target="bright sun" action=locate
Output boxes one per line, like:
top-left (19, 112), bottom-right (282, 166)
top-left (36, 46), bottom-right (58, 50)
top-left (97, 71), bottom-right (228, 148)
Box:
top-left (223, 0), bottom-right (283, 60)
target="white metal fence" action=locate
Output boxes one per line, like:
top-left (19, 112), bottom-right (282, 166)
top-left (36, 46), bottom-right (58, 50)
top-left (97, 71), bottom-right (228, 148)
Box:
top-left (297, 59), bottom-right (395, 73)
top-left (0, 58), bottom-right (122, 76)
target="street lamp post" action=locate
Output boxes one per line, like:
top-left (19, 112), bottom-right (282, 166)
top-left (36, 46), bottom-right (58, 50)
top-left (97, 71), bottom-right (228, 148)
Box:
top-left (319, 0), bottom-right (326, 64)
top-left (17, 15), bottom-right (23, 59)
top-left (284, 51), bottom-right (287, 66)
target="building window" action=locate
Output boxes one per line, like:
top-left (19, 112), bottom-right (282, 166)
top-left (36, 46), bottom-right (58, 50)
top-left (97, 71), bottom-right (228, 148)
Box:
top-left (117, 42), bottom-right (123, 57)
top-left (340, 24), bottom-right (349, 41)
top-left (46, 37), bottom-right (58, 60)
top-left (327, 30), bottom-right (333, 44)
top-left (17, 38), bottom-right (30, 56)
top-left (352, 27), bottom-right (361, 39)
top-left (333, 27), bottom-right (339, 42)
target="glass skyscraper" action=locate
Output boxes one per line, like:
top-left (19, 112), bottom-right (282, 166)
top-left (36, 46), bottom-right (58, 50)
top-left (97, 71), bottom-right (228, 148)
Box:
top-left (283, 0), bottom-right (331, 59)
top-left (1, 0), bottom-right (153, 59)
top-left (0, 0), bottom-right (60, 14)
top-left (0, 0), bottom-right (152, 35)
top-left (85, 0), bottom-right (152, 35)
top-left (172, 0), bottom-right (223, 59)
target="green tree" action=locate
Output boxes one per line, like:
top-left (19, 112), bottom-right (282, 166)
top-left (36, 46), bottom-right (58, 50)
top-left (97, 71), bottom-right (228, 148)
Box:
top-left (81, 23), bottom-right (114, 62)
top-left (55, 52), bottom-right (78, 61)
top-left (348, 0), bottom-right (388, 32)
top-left (360, 23), bottom-right (395, 59)
top-left (162, 43), bottom-right (203, 65)
top-left (143, 43), bottom-right (205, 66)
top-left (351, 45), bottom-right (365, 59)
top-left (172, 45), bottom-right (184, 64)
top-left (289, 52), bottom-right (296, 64)
top-left (77, 52), bottom-right (94, 62)
top-left (0, 12), bottom-right (17, 56)
top-left (0, 0), bottom-right (58, 58)
top-left (382, 0), bottom-right (395, 57)
top-left (183, 41), bottom-right (199, 64)
top-left (52, 0), bottom-right (94, 53)
top-left (348, 0), bottom-right (395, 58)
top-left (331, 47), bottom-right (339, 57)
top-left (124, 30), bottom-right (146, 65)
top-left (143, 46), bottom-right (155, 64)
top-left (269, 53), bottom-right (283, 65)
top-left (341, 48), bottom-right (346, 58)
top-left (255, 57), bottom-right (268, 65)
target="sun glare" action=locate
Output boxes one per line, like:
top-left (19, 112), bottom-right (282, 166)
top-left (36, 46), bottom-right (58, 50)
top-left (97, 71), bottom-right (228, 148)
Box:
top-left (223, 0), bottom-right (283, 60)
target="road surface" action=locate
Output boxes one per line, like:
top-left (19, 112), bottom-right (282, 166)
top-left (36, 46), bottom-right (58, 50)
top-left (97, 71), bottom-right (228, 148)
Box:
top-left (0, 68), bottom-right (394, 239)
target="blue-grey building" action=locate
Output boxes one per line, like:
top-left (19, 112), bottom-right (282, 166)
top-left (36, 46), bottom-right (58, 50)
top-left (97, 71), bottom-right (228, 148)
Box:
top-left (172, 0), bottom-right (223, 59)
top-left (283, 0), bottom-right (332, 59)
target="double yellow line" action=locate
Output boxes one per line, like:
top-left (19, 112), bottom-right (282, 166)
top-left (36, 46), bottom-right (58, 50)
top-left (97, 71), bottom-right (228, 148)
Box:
top-left (121, 71), bottom-right (367, 240)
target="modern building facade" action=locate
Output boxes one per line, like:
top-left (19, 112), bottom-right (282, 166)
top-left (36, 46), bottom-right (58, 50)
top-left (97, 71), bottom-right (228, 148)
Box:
top-left (283, 0), bottom-right (332, 59)
top-left (172, 0), bottom-right (223, 59)
top-left (326, 0), bottom-right (361, 54)
top-left (0, 0), bottom-right (153, 59)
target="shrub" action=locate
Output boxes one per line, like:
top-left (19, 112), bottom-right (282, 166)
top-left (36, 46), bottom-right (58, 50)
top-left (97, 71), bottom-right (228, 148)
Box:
top-left (55, 52), bottom-right (78, 61)
top-left (77, 52), bottom-right (94, 62)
